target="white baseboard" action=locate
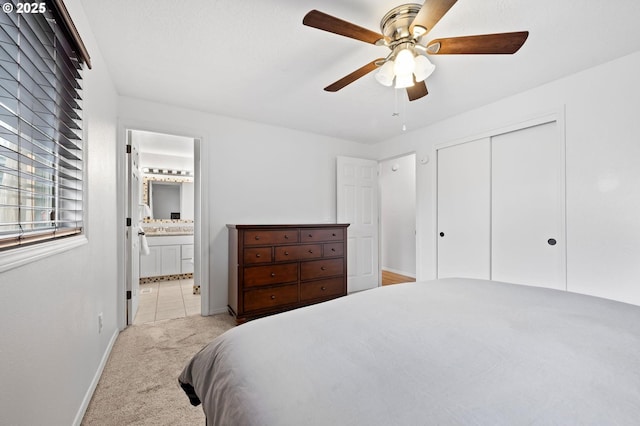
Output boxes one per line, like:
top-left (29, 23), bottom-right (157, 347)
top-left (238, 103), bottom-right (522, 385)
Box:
top-left (382, 267), bottom-right (416, 279)
top-left (73, 328), bottom-right (119, 426)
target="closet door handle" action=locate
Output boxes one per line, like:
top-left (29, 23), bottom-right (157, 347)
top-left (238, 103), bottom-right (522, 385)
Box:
top-left (547, 238), bottom-right (557, 246)
top-left (439, 232), bottom-right (445, 237)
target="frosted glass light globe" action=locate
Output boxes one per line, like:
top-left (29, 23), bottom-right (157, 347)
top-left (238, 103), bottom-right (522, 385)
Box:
top-left (393, 48), bottom-right (415, 76)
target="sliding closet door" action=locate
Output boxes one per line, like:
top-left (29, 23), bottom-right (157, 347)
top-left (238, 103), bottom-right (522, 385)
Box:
top-left (491, 122), bottom-right (565, 290)
top-left (437, 139), bottom-right (491, 279)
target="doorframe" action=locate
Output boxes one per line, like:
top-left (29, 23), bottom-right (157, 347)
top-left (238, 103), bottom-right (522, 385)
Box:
top-left (116, 121), bottom-right (210, 330)
top-left (432, 107), bottom-right (566, 283)
top-left (377, 152), bottom-right (418, 285)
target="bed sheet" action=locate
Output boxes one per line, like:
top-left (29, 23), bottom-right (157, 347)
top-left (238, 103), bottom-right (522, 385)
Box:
top-left (180, 278), bottom-right (640, 425)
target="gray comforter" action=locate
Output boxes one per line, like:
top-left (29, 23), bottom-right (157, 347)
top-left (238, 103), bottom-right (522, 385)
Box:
top-left (179, 278), bottom-right (640, 425)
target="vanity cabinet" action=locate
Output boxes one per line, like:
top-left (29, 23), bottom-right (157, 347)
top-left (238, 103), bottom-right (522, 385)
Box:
top-left (181, 244), bottom-right (194, 274)
top-left (140, 235), bottom-right (194, 278)
top-left (227, 224), bottom-right (349, 323)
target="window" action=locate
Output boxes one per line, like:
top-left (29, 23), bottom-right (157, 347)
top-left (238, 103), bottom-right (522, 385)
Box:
top-left (0, 0), bottom-right (90, 251)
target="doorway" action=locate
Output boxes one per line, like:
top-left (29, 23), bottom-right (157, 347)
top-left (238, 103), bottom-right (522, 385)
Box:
top-left (125, 129), bottom-right (202, 325)
top-left (379, 153), bottom-right (417, 285)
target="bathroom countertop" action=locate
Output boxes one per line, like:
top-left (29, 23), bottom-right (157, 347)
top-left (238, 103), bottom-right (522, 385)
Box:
top-left (145, 231), bottom-right (194, 236)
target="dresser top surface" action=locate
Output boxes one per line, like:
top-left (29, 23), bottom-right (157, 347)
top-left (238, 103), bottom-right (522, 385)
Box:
top-left (227, 224), bottom-right (350, 229)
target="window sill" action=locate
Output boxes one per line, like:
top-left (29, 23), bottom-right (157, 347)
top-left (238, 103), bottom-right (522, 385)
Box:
top-left (0, 235), bottom-right (88, 274)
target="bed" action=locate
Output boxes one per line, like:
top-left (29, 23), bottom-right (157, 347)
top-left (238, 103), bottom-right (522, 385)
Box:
top-left (179, 278), bottom-right (640, 425)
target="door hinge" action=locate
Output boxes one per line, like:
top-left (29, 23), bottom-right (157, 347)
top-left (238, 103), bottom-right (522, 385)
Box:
top-left (126, 144), bottom-right (132, 154)
top-left (126, 217), bottom-right (132, 227)
top-left (126, 291), bottom-right (132, 300)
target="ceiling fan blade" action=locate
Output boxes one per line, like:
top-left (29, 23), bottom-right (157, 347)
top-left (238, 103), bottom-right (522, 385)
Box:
top-left (303, 10), bottom-right (385, 45)
top-left (410, 0), bottom-right (458, 37)
top-left (324, 59), bottom-right (383, 92)
top-left (427, 31), bottom-right (529, 54)
top-left (406, 80), bottom-right (428, 101)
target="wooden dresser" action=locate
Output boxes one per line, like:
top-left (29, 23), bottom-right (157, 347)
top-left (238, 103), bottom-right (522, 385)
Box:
top-left (227, 224), bottom-right (349, 323)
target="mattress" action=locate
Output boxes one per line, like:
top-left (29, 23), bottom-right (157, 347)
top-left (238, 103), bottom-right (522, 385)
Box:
top-left (179, 278), bottom-right (640, 425)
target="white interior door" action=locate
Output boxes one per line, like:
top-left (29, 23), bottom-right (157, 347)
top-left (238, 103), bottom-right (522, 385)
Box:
top-left (337, 156), bottom-right (379, 292)
top-left (491, 122), bottom-right (565, 290)
top-left (437, 139), bottom-right (491, 279)
top-left (126, 131), bottom-right (141, 324)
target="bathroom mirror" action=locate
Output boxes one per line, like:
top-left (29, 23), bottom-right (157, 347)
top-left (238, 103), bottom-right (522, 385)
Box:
top-left (150, 181), bottom-right (181, 219)
top-left (142, 176), bottom-right (194, 222)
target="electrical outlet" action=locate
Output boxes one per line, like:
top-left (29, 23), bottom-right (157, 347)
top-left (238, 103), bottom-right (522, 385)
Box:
top-left (98, 313), bottom-right (103, 334)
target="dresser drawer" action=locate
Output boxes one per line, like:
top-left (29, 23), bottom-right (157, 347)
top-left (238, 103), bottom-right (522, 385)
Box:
top-left (300, 258), bottom-right (344, 280)
top-left (243, 263), bottom-right (297, 287)
top-left (244, 284), bottom-right (298, 312)
top-left (243, 247), bottom-right (272, 264)
top-left (323, 242), bottom-right (344, 257)
top-left (274, 244), bottom-right (322, 262)
top-left (244, 229), bottom-right (299, 246)
top-left (300, 228), bottom-right (343, 243)
top-left (300, 277), bottom-right (344, 301)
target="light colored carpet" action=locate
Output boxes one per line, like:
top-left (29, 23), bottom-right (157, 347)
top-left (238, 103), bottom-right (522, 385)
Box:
top-left (82, 314), bottom-right (235, 425)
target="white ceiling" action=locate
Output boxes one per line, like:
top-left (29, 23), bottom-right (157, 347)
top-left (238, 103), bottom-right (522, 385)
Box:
top-left (132, 130), bottom-right (194, 158)
top-left (80, 0), bottom-right (640, 144)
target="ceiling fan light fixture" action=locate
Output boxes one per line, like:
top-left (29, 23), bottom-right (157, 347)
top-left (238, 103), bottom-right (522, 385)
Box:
top-left (375, 60), bottom-right (395, 86)
top-left (393, 48), bottom-right (416, 76)
top-left (394, 73), bottom-right (414, 89)
top-left (413, 54), bottom-right (435, 82)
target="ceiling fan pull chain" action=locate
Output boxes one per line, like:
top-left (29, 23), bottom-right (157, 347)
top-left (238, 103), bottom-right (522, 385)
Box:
top-left (402, 93), bottom-right (407, 131)
top-left (392, 88), bottom-right (399, 117)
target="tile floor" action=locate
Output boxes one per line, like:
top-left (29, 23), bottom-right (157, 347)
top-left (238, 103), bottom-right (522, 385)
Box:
top-left (134, 278), bottom-right (201, 324)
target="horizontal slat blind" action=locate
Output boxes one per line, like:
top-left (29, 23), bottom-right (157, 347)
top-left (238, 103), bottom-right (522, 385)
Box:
top-left (0, 0), bottom-right (84, 250)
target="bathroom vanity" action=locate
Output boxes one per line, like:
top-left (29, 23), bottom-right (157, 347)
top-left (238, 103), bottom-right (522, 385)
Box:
top-left (140, 233), bottom-right (194, 279)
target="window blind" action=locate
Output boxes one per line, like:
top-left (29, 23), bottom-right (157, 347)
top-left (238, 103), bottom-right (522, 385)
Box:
top-left (0, 1), bottom-right (86, 250)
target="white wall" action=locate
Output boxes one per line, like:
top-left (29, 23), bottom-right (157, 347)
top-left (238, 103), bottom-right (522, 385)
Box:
top-left (181, 181), bottom-right (195, 220)
top-left (140, 151), bottom-right (194, 172)
top-left (379, 154), bottom-right (416, 277)
top-left (0, 1), bottom-right (119, 424)
top-left (117, 97), bottom-right (372, 314)
top-left (373, 50), bottom-right (640, 306)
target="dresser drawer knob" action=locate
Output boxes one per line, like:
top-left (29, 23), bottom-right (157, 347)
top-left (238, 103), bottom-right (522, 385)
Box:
top-left (256, 253), bottom-right (261, 258)
top-left (308, 234), bottom-right (313, 238)
top-left (270, 272), bottom-right (276, 277)
top-left (320, 266), bottom-right (326, 271)
top-left (332, 233), bottom-right (336, 237)
top-left (331, 248), bottom-right (336, 252)
top-left (308, 250), bottom-right (313, 254)
top-left (255, 236), bottom-right (260, 240)
top-left (270, 295), bottom-right (276, 300)
top-left (284, 251), bottom-right (289, 256)
top-left (284, 235), bottom-right (289, 239)
top-left (321, 286), bottom-right (326, 291)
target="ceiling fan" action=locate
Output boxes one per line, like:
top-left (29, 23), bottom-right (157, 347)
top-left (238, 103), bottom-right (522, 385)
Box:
top-left (303, 0), bottom-right (529, 101)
